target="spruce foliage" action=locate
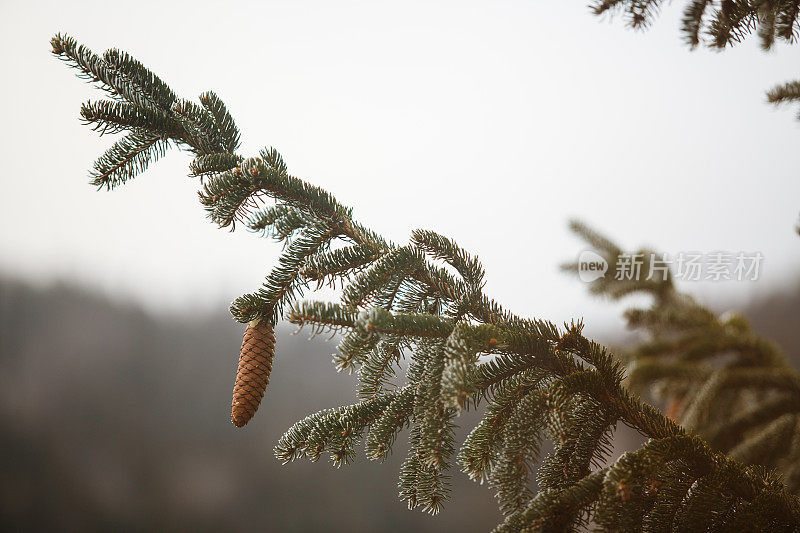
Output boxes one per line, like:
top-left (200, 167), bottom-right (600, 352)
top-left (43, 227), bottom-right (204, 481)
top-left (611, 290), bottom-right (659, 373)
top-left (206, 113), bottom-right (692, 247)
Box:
top-left (566, 221), bottom-right (800, 494)
top-left (591, 0), bottom-right (800, 49)
top-left (53, 33), bottom-right (800, 531)
top-left (768, 79), bottom-right (800, 123)
top-left (594, 0), bottom-right (800, 128)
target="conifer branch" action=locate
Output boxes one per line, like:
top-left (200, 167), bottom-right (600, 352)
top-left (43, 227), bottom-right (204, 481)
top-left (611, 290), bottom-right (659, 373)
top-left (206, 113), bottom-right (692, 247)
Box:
top-left (568, 221), bottom-right (800, 498)
top-left (56, 35), bottom-right (800, 530)
top-left (89, 130), bottom-right (170, 189)
top-left (590, 0), bottom-right (800, 50)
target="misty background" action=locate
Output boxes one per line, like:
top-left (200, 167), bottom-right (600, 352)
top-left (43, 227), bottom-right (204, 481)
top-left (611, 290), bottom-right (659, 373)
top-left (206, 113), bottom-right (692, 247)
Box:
top-left (1, 0), bottom-right (799, 530)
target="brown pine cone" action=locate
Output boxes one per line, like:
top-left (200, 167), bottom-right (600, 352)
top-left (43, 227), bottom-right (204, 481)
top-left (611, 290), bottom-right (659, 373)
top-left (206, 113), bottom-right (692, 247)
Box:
top-left (231, 319), bottom-right (276, 427)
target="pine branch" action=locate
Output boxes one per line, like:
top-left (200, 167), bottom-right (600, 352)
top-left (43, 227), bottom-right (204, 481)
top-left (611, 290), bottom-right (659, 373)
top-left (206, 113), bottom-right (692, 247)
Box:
top-left (199, 91), bottom-right (241, 153)
top-left (590, 0), bottom-right (800, 49)
top-left (89, 130), bottom-right (169, 189)
top-left (568, 221), bottom-right (800, 499)
top-left (768, 79), bottom-right (800, 121)
top-left (56, 35), bottom-right (800, 531)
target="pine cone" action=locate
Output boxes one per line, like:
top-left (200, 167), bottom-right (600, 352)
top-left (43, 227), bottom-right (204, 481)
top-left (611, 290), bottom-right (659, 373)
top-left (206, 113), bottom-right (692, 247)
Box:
top-left (231, 319), bottom-right (276, 427)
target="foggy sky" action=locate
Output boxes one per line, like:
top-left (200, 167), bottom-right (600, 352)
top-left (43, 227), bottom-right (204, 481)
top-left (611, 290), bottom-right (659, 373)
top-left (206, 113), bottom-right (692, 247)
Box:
top-left (2, 1), bottom-right (799, 334)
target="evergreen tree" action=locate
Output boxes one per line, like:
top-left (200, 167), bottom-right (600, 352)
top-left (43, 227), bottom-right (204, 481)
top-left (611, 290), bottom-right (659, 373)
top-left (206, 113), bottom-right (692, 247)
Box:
top-left (591, 0), bottom-right (800, 50)
top-left (768, 79), bottom-right (800, 128)
top-left (565, 221), bottom-right (800, 493)
top-left (593, 1), bottom-right (800, 133)
top-left (52, 32), bottom-right (800, 531)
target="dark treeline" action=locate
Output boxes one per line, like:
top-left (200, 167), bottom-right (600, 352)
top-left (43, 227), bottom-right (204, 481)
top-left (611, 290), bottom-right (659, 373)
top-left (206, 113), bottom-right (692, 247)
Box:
top-left (0, 277), bottom-right (499, 532)
top-left (1, 275), bottom-right (798, 531)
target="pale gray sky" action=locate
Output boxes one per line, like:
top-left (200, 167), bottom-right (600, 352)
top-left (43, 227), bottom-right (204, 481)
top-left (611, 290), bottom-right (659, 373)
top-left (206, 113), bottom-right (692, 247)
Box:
top-left (2, 1), bottom-right (799, 334)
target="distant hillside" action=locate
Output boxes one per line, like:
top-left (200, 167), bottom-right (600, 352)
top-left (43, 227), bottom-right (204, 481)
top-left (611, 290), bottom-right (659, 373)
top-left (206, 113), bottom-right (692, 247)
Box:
top-left (0, 278), bottom-right (499, 532)
top-left (740, 276), bottom-right (800, 367)
top-left (1, 276), bottom-right (797, 531)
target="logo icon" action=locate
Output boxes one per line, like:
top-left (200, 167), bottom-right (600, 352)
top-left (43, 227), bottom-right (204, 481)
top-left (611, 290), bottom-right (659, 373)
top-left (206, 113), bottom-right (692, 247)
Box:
top-left (577, 250), bottom-right (608, 283)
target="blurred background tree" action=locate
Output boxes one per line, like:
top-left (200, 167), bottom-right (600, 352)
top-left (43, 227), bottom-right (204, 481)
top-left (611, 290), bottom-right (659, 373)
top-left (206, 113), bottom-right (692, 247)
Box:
top-left (592, 0), bottom-right (800, 49)
top-left (565, 221), bottom-right (800, 492)
top-left (595, 0), bottom-right (800, 130)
